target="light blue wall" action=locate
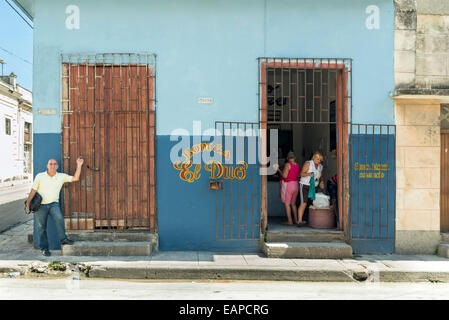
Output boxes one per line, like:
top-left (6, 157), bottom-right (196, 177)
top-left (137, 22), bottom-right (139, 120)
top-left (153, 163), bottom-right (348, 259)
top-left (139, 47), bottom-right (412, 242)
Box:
top-left (32, 0), bottom-right (394, 135)
top-left (264, 0), bottom-right (395, 125)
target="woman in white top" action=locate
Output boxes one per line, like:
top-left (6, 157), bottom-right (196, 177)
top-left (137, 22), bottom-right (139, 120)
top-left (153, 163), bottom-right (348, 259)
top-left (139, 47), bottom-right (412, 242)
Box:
top-left (297, 151), bottom-right (324, 226)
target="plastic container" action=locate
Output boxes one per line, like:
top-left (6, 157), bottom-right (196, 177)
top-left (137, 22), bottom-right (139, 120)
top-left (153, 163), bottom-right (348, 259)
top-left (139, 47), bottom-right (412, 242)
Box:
top-left (308, 206), bottom-right (336, 229)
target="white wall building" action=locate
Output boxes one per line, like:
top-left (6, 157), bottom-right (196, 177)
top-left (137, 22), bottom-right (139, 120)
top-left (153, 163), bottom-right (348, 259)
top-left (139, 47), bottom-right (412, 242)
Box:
top-left (0, 72), bottom-right (33, 187)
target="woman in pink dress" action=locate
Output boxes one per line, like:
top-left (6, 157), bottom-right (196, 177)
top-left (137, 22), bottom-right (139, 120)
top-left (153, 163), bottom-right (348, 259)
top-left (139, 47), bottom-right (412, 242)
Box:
top-left (273, 151), bottom-right (300, 225)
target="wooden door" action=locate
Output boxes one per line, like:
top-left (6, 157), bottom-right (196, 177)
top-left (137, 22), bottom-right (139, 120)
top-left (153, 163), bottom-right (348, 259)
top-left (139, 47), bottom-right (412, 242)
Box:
top-left (441, 130), bottom-right (449, 232)
top-left (62, 61), bottom-right (155, 231)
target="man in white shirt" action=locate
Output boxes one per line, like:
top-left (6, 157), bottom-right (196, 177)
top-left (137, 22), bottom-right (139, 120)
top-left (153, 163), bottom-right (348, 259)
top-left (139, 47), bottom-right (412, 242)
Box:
top-left (26, 157), bottom-right (84, 256)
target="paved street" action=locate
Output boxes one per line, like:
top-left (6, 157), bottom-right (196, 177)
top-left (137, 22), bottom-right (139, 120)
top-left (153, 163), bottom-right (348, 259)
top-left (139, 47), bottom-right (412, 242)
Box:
top-left (0, 183), bottom-right (31, 206)
top-left (0, 183), bottom-right (32, 234)
top-left (1, 278), bottom-right (449, 300)
top-left (0, 198), bottom-right (32, 234)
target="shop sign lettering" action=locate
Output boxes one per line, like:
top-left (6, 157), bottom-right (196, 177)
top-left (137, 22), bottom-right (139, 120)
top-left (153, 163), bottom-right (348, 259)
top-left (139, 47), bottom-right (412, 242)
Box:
top-left (354, 162), bottom-right (389, 179)
top-left (173, 160), bottom-right (248, 183)
top-left (173, 143), bottom-right (247, 183)
top-left (182, 142), bottom-right (231, 161)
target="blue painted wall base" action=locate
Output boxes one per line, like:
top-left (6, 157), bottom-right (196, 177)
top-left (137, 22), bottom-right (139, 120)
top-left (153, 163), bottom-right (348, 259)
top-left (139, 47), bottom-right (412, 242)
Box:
top-left (351, 240), bottom-right (395, 255)
top-left (32, 133), bottom-right (63, 250)
top-left (157, 135), bottom-right (261, 252)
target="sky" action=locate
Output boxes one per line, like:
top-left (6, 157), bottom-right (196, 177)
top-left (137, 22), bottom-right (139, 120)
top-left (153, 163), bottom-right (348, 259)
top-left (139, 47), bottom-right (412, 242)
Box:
top-left (0, 0), bottom-right (33, 90)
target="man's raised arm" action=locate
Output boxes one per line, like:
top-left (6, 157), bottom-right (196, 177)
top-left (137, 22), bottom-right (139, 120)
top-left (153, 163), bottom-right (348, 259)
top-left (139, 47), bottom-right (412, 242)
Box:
top-left (71, 157), bottom-right (84, 182)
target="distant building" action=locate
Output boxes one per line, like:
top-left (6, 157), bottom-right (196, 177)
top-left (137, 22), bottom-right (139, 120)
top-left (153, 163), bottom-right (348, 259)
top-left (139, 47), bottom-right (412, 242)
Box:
top-left (0, 71), bottom-right (33, 187)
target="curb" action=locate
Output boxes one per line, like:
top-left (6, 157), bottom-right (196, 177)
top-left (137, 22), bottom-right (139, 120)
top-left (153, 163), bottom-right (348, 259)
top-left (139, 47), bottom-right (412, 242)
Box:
top-left (87, 266), bottom-right (359, 282)
top-left (378, 270), bottom-right (449, 283)
top-left (76, 265), bottom-right (449, 283)
top-left (2, 261), bottom-right (449, 283)
top-left (0, 261), bottom-right (34, 274)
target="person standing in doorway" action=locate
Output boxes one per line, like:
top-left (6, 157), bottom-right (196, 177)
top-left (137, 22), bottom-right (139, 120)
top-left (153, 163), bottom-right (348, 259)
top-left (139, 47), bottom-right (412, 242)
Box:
top-left (298, 151), bottom-right (324, 226)
top-left (26, 157), bottom-right (84, 256)
top-left (273, 151), bottom-right (300, 225)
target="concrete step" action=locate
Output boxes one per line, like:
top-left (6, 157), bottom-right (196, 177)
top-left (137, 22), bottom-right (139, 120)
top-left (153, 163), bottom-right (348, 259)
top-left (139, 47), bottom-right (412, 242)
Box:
top-left (441, 233), bottom-right (449, 243)
top-left (266, 229), bottom-right (345, 243)
top-left (67, 232), bottom-right (156, 242)
top-left (67, 232), bottom-right (158, 251)
top-left (62, 241), bottom-right (152, 256)
top-left (438, 243), bottom-right (449, 259)
top-left (263, 242), bottom-right (353, 259)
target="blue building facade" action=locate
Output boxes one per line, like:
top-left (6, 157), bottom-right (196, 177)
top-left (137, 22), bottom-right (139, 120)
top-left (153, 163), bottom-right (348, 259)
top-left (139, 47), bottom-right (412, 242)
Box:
top-left (18, 0), bottom-right (396, 253)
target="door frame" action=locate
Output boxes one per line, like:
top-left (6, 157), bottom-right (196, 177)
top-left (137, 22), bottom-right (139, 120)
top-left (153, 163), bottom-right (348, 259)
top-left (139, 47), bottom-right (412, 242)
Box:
top-left (258, 58), bottom-right (351, 236)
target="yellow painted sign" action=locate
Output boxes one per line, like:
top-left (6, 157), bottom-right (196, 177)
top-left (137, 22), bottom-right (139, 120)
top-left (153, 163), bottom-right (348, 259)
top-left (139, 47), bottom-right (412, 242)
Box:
top-left (173, 161), bottom-right (248, 183)
top-left (182, 143), bottom-right (231, 161)
top-left (174, 143), bottom-right (247, 183)
top-left (354, 162), bottom-right (389, 179)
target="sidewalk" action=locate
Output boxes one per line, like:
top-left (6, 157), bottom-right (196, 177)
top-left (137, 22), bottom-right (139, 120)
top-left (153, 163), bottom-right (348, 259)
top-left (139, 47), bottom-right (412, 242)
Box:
top-left (1, 220), bottom-right (449, 282)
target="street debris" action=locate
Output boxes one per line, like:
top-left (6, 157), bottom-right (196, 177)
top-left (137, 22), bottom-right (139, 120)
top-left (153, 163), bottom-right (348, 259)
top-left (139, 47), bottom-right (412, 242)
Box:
top-left (8, 272), bottom-right (20, 278)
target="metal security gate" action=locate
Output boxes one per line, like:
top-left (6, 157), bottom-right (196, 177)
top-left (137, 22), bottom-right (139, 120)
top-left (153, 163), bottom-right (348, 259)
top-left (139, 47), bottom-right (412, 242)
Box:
top-left (61, 53), bottom-right (156, 231)
top-left (258, 57), bottom-right (352, 233)
top-left (349, 124), bottom-right (396, 253)
top-left (214, 121), bottom-right (260, 240)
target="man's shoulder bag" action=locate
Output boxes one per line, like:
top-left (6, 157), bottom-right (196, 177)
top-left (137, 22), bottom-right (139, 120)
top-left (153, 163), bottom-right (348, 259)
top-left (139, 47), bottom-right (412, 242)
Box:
top-left (24, 192), bottom-right (42, 214)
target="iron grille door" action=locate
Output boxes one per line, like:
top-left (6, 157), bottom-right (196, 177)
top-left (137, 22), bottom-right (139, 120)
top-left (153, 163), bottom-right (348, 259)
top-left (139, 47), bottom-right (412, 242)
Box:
top-left (257, 58), bottom-right (352, 125)
top-left (61, 53), bottom-right (156, 231)
top-left (214, 121), bottom-right (260, 241)
top-left (349, 124), bottom-right (396, 253)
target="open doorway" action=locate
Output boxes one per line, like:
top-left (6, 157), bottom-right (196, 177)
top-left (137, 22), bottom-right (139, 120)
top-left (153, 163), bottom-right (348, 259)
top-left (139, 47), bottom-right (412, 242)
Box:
top-left (267, 120), bottom-right (339, 229)
top-left (259, 58), bottom-right (350, 234)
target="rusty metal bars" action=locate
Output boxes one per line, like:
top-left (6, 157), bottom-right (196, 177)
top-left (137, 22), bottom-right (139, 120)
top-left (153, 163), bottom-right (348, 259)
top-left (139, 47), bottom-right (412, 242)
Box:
top-left (258, 57), bottom-right (352, 125)
top-left (349, 124), bottom-right (396, 242)
top-left (214, 121), bottom-right (260, 241)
